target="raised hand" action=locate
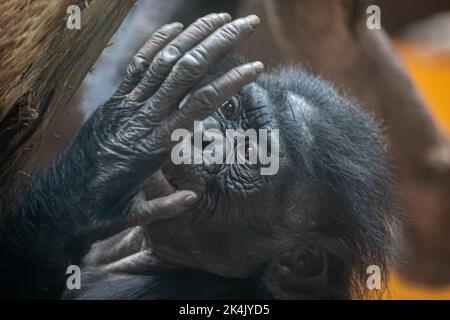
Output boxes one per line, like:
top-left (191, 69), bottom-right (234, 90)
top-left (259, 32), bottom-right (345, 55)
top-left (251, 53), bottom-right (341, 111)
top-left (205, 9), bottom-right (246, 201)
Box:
top-left (69, 13), bottom-right (263, 237)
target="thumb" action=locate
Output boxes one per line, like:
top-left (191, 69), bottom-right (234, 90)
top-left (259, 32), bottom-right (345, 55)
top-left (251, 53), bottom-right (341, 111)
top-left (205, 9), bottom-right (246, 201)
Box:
top-left (127, 190), bottom-right (198, 226)
top-left (79, 191), bottom-right (197, 244)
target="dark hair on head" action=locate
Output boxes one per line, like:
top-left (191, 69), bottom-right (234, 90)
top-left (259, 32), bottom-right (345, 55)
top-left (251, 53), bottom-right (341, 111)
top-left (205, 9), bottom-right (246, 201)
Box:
top-left (257, 66), bottom-right (401, 299)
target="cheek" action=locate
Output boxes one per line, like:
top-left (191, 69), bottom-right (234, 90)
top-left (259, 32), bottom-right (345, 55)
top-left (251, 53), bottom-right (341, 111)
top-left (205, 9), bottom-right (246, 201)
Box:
top-left (205, 193), bottom-right (280, 246)
top-left (144, 213), bottom-right (198, 261)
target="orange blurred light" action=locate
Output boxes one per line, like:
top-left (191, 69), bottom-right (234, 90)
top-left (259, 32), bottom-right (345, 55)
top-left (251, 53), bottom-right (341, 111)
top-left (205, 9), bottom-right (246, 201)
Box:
top-left (383, 40), bottom-right (450, 300)
top-left (395, 41), bottom-right (450, 134)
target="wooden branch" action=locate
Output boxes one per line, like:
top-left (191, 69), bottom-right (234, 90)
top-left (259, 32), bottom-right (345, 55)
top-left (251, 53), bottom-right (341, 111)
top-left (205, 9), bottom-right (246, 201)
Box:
top-left (259, 0), bottom-right (450, 285)
top-left (0, 0), bottom-right (135, 190)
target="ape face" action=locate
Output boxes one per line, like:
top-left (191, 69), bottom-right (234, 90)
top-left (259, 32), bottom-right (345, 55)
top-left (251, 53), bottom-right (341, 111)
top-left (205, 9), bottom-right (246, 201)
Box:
top-left (149, 77), bottom-right (300, 278)
top-left (146, 63), bottom-right (392, 282)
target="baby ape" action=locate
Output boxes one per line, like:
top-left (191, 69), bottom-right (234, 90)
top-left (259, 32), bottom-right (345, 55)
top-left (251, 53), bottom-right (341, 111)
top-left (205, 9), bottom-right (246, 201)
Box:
top-left (65, 63), bottom-right (396, 300)
top-left (0, 14), bottom-right (396, 300)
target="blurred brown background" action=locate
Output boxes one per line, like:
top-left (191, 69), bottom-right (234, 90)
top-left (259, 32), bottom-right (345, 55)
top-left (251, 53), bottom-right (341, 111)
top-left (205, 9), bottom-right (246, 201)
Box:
top-left (9, 0), bottom-right (450, 299)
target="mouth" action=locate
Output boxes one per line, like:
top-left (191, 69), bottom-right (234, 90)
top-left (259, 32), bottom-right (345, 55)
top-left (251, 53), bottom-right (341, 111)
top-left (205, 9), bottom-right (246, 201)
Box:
top-left (162, 162), bottom-right (209, 196)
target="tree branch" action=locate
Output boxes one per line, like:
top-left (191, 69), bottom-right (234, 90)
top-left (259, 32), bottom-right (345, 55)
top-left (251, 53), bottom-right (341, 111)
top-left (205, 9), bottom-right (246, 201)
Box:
top-left (0, 0), bottom-right (135, 193)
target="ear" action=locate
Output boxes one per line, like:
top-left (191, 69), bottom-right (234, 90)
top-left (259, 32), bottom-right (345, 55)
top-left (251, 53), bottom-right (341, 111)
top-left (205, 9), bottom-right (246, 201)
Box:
top-left (262, 235), bottom-right (352, 299)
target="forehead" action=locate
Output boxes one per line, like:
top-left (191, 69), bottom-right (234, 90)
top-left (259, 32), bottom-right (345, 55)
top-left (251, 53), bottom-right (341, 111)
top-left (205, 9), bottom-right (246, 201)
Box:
top-left (250, 70), bottom-right (322, 174)
top-left (243, 76), bottom-right (317, 143)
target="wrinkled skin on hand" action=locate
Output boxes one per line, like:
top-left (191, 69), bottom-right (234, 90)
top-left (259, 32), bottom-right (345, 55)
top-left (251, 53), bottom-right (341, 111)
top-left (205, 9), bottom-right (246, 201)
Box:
top-left (64, 13), bottom-right (264, 243)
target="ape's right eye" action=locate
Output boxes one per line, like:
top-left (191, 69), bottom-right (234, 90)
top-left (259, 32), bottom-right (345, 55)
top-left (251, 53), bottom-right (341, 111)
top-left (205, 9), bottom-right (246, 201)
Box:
top-left (221, 95), bottom-right (241, 119)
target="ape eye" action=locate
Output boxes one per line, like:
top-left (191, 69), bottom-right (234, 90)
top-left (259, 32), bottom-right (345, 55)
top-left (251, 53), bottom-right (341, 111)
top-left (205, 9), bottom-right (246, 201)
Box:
top-left (221, 95), bottom-right (241, 119)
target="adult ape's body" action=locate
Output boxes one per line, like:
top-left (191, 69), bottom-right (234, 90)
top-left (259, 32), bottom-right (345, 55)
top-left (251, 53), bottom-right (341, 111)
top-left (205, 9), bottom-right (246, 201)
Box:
top-left (0, 14), bottom-right (397, 299)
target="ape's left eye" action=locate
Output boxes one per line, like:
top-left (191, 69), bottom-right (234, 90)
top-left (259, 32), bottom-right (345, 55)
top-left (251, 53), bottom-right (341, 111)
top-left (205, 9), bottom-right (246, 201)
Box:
top-left (221, 95), bottom-right (241, 119)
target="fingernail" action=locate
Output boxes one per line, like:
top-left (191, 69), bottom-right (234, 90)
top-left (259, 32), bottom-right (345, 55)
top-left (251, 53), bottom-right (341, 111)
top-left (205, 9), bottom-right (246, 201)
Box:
top-left (219, 12), bottom-right (232, 23)
top-left (171, 22), bottom-right (184, 31)
top-left (252, 61), bottom-right (265, 73)
top-left (247, 15), bottom-right (260, 29)
top-left (183, 193), bottom-right (198, 207)
top-left (164, 22), bottom-right (183, 32)
top-left (161, 45), bottom-right (181, 63)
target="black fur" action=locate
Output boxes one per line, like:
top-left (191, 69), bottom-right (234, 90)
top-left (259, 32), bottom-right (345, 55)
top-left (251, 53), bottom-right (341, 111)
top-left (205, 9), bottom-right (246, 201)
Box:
top-left (256, 67), bottom-right (397, 298)
top-left (63, 269), bottom-right (271, 300)
top-left (0, 59), bottom-right (397, 300)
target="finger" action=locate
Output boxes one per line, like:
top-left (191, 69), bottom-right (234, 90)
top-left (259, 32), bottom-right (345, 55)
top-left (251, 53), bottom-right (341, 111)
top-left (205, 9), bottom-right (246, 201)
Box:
top-left (146, 15), bottom-right (261, 119)
top-left (113, 22), bottom-right (184, 98)
top-left (129, 13), bottom-right (231, 102)
top-left (82, 227), bottom-right (145, 267)
top-left (103, 249), bottom-right (174, 275)
top-left (165, 61), bottom-right (264, 133)
top-left (127, 190), bottom-right (198, 226)
top-left (79, 191), bottom-right (196, 243)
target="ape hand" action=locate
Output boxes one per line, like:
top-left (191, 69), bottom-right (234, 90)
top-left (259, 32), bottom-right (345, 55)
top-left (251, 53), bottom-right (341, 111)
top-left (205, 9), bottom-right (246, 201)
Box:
top-left (82, 226), bottom-right (172, 275)
top-left (72, 13), bottom-right (263, 223)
